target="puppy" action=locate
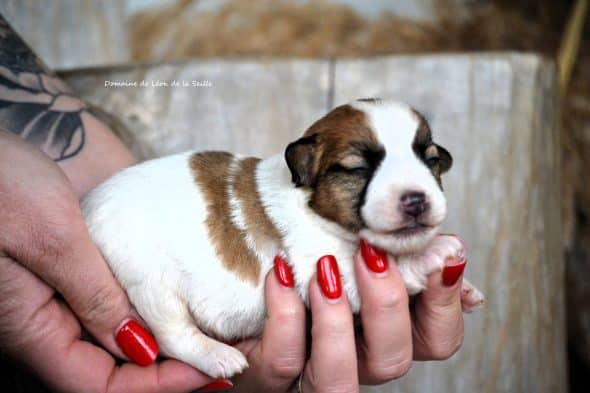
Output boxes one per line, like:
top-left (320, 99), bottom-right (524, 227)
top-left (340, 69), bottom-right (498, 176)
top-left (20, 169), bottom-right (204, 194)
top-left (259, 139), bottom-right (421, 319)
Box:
top-left (82, 98), bottom-right (484, 378)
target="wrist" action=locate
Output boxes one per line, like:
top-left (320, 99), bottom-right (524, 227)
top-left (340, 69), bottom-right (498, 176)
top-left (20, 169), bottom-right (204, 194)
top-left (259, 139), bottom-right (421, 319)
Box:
top-left (57, 111), bottom-right (137, 198)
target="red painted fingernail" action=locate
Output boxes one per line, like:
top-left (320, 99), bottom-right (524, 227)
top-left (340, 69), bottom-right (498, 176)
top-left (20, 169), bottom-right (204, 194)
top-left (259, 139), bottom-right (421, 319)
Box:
top-left (442, 258), bottom-right (467, 287)
top-left (198, 379), bottom-right (234, 391)
top-left (317, 255), bottom-right (342, 300)
top-left (274, 255), bottom-right (294, 287)
top-left (360, 239), bottom-right (388, 273)
top-left (115, 320), bottom-right (159, 367)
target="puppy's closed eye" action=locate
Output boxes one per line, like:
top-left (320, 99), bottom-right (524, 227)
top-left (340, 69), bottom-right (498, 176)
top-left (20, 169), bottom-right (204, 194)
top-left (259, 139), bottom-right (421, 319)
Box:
top-left (327, 155), bottom-right (370, 174)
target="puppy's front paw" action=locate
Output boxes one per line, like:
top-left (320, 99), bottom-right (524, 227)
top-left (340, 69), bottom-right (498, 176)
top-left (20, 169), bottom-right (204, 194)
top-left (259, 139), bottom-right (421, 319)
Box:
top-left (397, 234), bottom-right (467, 295)
top-left (427, 234), bottom-right (466, 267)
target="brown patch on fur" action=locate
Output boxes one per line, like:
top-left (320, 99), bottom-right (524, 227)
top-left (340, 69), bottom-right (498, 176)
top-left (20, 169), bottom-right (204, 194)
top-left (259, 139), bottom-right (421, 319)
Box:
top-left (286, 104), bottom-right (384, 232)
top-left (232, 157), bottom-right (284, 249)
top-left (410, 109), bottom-right (453, 186)
top-left (189, 152), bottom-right (261, 285)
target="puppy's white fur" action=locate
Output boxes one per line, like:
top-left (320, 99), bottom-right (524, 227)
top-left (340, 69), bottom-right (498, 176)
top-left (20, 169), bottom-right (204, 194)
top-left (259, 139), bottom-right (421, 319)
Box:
top-left (82, 99), bottom-right (484, 378)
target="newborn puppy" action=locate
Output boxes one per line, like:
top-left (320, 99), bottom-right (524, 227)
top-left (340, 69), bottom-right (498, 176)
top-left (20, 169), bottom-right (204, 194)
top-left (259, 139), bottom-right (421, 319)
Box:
top-left (82, 98), bottom-right (484, 378)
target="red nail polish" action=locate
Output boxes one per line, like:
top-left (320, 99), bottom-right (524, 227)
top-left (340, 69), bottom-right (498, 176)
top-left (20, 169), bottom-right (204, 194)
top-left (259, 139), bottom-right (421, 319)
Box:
top-left (274, 255), bottom-right (294, 287)
top-left (198, 379), bottom-right (234, 392)
top-left (442, 258), bottom-right (467, 286)
top-left (360, 239), bottom-right (388, 273)
top-left (317, 255), bottom-right (342, 300)
top-left (115, 320), bottom-right (159, 367)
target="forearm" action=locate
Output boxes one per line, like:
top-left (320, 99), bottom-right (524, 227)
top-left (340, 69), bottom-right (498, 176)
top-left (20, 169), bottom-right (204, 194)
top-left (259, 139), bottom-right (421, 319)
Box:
top-left (0, 15), bottom-right (136, 197)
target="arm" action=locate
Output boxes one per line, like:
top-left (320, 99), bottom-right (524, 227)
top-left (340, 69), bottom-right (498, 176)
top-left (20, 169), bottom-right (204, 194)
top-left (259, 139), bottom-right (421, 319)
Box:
top-left (0, 15), bottom-right (135, 196)
top-left (0, 16), bottom-right (214, 392)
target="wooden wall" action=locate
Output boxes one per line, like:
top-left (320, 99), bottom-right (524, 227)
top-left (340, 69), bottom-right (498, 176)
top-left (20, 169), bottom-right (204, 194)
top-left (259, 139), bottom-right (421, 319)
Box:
top-left (62, 53), bottom-right (566, 393)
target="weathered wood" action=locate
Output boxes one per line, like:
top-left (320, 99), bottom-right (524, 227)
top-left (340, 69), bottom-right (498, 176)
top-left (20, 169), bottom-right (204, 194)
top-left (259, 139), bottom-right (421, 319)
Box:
top-left (62, 54), bottom-right (565, 393)
top-left (0, 0), bottom-right (129, 70)
top-left (333, 54), bottom-right (564, 393)
top-left (64, 59), bottom-right (332, 159)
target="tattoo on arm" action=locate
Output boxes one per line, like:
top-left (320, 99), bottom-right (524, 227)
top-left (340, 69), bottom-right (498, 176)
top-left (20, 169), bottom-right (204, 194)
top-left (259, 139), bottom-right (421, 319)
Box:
top-left (0, 15), bottom-right (86, 161)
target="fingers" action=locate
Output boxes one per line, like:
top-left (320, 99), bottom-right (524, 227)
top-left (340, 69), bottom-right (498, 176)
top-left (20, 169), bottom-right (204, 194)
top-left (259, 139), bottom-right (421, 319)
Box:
top-left (302, 256), bottom-right (359, 393)
top-left (233, 256), bottom-right (306, 392)
top-left (355, 241), bottom-right (413, 384)
top-left (412, 236), bottom-right (466, 360)
top-left (0, 255), bottom-right (211, 393)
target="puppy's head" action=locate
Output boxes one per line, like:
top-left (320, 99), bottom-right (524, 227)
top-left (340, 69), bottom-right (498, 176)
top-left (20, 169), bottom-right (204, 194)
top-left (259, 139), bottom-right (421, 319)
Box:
top-left (285, 98), bottom-right (452, 254)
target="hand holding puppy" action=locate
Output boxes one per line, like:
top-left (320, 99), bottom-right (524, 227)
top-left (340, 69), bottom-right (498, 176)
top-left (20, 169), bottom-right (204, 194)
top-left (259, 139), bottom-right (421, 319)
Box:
top-left (232, 240), bottom-right (471, 393)
top-left (0, 131), bottom-right (215, 393)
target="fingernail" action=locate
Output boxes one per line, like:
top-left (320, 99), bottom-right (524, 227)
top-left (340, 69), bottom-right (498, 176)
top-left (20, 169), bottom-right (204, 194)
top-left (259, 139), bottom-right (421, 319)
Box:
top-left (198, 379), bottom-right (234, 391)
top-left (442, 258), bottom-right (467, 287)
top-left (360, 239), bottom-right (388, 273)
top-left (115, 320), bottom-right (159, 367)
top-left (274, 255), bottom-right (294, 287)
top-left (317, 255), bottom-right (342, 300)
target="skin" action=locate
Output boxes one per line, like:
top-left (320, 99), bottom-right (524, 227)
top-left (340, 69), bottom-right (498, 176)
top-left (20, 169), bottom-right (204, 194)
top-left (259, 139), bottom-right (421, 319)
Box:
top-left (232, 252), bottom-right (465, 393)
top-left (0, 15), bottom-right (465, 393)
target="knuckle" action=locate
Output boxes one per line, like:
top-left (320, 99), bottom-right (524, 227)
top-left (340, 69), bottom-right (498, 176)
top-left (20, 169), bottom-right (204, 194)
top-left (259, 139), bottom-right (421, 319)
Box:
top-left (306, 365), bottom-right (359, 393)
top-left (374, 358), bottom-right (412, 381)
top-left (313, 317), bottom-right (350, 338)
top-left (425, 334), bottom-right (464, 360)
top-left (307, 379), bottom-right (359, 393)
top-left (268, 356), bottom-right (304, 380)
top-left (274, 305), bottom-right (303, 325)
top-left (364, 289), bottom-right (408, 315)
top-left (78, 284), bottom-right (127, 326)
top-left (26, 218), bottom-right (79, 268)
top-left (378, 290), bottom-right (408, 311)
top-left (366, 351), bottom-right (413, 382)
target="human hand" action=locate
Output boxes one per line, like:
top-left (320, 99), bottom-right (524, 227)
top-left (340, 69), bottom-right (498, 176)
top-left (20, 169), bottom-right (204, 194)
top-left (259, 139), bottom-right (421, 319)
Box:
top-left (232, 239), bottom-right (468, 392)
top-left (0, 130), bottom-right (214, 392)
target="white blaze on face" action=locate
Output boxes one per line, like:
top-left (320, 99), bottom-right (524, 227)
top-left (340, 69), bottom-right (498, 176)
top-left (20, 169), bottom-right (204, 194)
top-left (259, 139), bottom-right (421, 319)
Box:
top-left (352, 100), bottom-right (447, 254)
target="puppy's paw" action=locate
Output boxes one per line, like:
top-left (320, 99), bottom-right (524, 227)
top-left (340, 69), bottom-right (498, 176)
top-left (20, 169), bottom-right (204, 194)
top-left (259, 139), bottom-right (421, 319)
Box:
top-left (429, 234), bottom-right (466, 265)
top-left (461, 279), bottom-right (485, 313)
top-left (397, 234), bottom-right (467, 295)
top-left (200, 343), bottom-right (249, 379)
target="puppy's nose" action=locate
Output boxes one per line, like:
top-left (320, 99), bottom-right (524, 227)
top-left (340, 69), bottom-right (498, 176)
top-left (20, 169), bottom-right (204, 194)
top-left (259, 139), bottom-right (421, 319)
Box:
top-left (400, 191), bottom-right (427, 217)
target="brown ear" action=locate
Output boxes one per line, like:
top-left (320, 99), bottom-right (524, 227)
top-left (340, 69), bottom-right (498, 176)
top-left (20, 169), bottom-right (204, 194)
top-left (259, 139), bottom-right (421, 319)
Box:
top-left (285, 134), bottom-right (320, 187)
top-left (436, 144), bottom-right (453, 174)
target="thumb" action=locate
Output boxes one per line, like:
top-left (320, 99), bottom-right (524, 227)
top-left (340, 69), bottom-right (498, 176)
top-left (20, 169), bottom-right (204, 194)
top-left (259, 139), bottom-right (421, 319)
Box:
top-left (15, 212), bottom-right (159, 366)
top-left (412, 236), bottom-right (466, 360)
top-left (0, 131), bottom-right (157, 366)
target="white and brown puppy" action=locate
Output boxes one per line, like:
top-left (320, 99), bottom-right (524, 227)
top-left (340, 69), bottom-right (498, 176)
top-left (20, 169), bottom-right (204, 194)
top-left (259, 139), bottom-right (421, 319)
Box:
top-left (82, 98), bottom-right (484, 379)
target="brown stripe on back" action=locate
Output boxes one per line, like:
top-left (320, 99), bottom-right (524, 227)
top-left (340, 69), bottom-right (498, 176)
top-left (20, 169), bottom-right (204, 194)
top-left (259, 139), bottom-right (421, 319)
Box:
top-left (232, 157), bottom-right (284, 249)
top-left (189, 152), bottom-right (261, 286)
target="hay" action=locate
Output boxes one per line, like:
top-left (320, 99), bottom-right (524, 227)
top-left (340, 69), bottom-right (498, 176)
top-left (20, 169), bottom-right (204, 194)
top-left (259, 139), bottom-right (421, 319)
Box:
top-left (130, 0), bottom-right (562, 60)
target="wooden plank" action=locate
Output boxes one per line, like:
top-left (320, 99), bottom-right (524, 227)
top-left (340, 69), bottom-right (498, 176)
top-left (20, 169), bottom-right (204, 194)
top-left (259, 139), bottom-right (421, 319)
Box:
top-left (0, 0), bottom-right (129, 70)
top-left (63, 59), bottom-right (331, 158)
top-left (333, 54), bottom-right (564, 393)
top-left (62, 53), bottom-right (564, 393)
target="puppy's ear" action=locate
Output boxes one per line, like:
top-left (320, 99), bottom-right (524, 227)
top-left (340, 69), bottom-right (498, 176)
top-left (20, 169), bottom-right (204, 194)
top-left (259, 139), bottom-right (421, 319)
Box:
top-left (285, 133), bottom-right (320, 187)
top-left (436, 144), bottom-right (453, 174)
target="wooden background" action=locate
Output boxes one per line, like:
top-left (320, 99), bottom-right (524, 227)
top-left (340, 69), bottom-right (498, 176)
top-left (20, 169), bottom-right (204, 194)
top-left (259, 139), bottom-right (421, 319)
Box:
top-left (0, 0), bottom-right (568, 391)
top-left (61, 53), bottom-right (566, 393)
